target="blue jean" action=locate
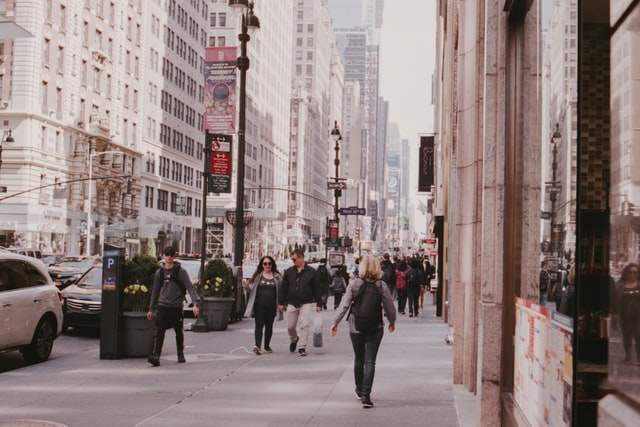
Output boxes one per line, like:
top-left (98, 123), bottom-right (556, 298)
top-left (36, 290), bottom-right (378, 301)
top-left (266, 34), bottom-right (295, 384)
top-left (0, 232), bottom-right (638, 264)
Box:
top-left (350, 327), bottom-right (384, 399)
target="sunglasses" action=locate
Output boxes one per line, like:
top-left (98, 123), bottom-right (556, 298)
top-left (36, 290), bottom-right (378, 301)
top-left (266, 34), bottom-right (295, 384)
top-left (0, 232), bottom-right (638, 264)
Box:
top-left (262, 262), bottom-right (272, 266)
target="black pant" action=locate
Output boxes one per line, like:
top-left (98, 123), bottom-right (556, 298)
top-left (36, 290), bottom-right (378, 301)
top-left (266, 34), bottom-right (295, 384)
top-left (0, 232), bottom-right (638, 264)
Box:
top-left (397, 287), bottom-right (407, 313)
top-left (407, 287), bottom-right (421, 315)
top-left (254, 304), bottom-right (277, 348)
top-left (334, 291), bottom-right (344, 309)
top-left (350, 327), bottom-right (384, 399)
top-left (150, 306), bottom-right (184, 357)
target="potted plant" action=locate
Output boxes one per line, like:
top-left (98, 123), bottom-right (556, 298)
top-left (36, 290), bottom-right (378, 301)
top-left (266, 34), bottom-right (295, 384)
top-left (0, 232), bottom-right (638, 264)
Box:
top-left (196, 259), bottom-right (235, 330)
top-left (120, 254), bottom-right (160, 357)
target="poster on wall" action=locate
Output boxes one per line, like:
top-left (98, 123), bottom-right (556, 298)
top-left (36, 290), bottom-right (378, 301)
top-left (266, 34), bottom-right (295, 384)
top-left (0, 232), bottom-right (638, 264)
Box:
top-left (514, 298), bottom-right (573, 427)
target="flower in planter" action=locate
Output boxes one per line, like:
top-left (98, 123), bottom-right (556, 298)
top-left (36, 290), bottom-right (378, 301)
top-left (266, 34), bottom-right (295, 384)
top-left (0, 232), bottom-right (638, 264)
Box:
top-left (121, 254), bottom-right (160, 312)
top-left (123, 282), bottom-right (151, 312)
top-left (195, 258), bottom-right (234, 298)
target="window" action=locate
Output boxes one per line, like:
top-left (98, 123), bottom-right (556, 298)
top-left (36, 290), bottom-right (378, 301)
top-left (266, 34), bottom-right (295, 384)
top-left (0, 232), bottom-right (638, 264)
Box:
top-left (218, 13), bottom-right (226, 27)
top-left (157, 190), bottom-right (168, 211)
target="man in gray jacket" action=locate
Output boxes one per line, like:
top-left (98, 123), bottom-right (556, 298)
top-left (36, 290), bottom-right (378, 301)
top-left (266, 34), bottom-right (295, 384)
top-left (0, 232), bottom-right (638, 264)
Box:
top-left (147, 246), bottom-right (199, 366)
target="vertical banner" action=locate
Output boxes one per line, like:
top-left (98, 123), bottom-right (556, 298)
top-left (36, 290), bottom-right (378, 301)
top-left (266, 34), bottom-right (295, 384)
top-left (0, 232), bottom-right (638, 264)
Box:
top-left (327, 219), bottom-right (339, 248)
top-left (204, 47), bottom-right (238, 134)
top-left (418, 135), bottom-right (435, 192)
top-left (207, 133), bottom-right (233, 193)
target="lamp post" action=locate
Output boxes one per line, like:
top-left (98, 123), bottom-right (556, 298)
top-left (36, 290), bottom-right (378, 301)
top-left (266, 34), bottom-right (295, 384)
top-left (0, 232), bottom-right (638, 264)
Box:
top-left (0, 130), bottom-right (14, 192)
top-left (331, 121), bottom-right (342, 223)
top-left (87, 150), bottom-right (121, 256)
top-left (549, 123), bottom-right (562, 257)
top-left (229, 0), bottom-right (259, 268)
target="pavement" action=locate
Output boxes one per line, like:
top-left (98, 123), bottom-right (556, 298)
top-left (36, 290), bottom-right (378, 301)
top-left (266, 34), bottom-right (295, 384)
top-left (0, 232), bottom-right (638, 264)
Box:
top-left (0, 299), bottom-right (478, 427)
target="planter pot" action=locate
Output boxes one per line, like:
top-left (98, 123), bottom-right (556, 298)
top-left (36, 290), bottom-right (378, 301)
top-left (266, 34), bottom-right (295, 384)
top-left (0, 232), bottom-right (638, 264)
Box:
top-left (201, 297), bottom-right (235, 331)
top-left (121, 311), bottom-right (153, 357)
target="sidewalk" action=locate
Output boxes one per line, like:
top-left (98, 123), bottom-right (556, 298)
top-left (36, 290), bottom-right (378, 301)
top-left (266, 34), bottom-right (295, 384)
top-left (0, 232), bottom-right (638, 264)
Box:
top-left (0, 300), bottom-right (477, 427)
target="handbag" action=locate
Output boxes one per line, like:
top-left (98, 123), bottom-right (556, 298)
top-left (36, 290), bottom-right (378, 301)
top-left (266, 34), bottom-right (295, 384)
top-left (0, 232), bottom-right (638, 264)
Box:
top-left (312, 313), bottom-right (323, 348)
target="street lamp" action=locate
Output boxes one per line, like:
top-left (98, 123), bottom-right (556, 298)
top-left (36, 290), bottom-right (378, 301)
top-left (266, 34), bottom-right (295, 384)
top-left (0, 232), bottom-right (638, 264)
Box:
top-left (229, 0), bottom-right (259, 268)
top-left (0, 129), bottom-right (14, 177)
top-left (331, 121), bottom-right (342, 222)
top-left (87, 150), bottom-right (121, 256)
top-left (549, 123), bottom-right (561, 257)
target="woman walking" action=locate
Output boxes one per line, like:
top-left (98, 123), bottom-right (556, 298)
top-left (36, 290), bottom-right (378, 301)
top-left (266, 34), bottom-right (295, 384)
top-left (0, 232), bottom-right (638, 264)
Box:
top-left (613, 263), bottom-right (640, 364)
top-left (330, 255), bottom-right (396, 408)
top-left (244, 255), bottom-right (283, 355)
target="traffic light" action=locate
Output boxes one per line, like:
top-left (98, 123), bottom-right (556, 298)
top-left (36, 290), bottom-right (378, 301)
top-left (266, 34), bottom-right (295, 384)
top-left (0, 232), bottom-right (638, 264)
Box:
top-left (355, 228), bottom-right (360, 239)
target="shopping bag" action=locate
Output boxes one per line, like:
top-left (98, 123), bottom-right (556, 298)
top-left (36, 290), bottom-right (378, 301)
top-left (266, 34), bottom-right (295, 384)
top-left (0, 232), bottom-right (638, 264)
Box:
top-left (313, 313), bottom-right (323, 348)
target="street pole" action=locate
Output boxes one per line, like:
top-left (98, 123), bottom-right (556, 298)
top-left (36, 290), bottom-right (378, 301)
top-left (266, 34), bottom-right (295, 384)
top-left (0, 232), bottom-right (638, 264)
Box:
top-left (549, 124), bottom-right (561, 258)
top-left (230, 0), bottom-right (259, 269)
top-left (330, 120), bottom-right (342, 235)
top-left (86, 150), bottom-right (121, 256)
top-left (193, 133), bottom-right (211, 332)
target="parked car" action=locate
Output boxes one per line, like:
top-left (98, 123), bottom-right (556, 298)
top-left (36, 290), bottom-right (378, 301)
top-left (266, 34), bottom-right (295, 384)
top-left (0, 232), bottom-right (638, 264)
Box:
top-left (61, 265), bottom-right (102, 330)
top-left (2, 247), bottom-right (44, 264)
top-left (49, 256), bottom-right (102, 290)
top-left (0, 251), bottom-right (63, 363)
top-left (42, 253), bottom-right (64, 267)
top-left (177, 258), bottom-right (203, 317)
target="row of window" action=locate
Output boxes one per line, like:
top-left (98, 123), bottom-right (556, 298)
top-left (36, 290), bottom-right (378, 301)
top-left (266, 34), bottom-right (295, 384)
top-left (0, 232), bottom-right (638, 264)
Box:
top-left (158, 124), bottom-right (203, 159)
top-left (160, 91), bottom-right (200, 127)
top-left (144, 186), bottom-right (202, 217)
top-left (161, 58), bottom-right (203, 100)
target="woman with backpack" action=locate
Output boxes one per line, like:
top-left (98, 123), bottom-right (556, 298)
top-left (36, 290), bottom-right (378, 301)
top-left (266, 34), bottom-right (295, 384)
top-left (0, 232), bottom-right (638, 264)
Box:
top-left (330, 255), bottom-right (396, 408)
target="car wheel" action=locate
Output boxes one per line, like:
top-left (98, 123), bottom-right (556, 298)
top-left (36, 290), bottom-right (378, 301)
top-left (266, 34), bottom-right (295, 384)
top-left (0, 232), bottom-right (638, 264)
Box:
top-left (22, 317), bottom-right (56, 363)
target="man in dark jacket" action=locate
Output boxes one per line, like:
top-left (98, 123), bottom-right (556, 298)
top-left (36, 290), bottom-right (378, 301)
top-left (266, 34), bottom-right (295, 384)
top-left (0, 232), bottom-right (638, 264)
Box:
top-left (147, 246), bottom-right (199, 366)
top-left (278, 249), bottom-right (323, 356)
top-left (380, 253), bottom-right (396, 295)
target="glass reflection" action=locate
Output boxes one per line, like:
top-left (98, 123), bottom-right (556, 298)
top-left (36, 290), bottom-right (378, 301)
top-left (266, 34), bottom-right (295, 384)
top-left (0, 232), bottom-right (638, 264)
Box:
top-left (608, 1), bottom-right (640, 398)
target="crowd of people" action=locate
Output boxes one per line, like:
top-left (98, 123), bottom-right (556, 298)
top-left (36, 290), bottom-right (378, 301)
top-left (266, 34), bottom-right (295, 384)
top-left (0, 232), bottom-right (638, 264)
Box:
top-left (146, 246), bottom-right (436, 407)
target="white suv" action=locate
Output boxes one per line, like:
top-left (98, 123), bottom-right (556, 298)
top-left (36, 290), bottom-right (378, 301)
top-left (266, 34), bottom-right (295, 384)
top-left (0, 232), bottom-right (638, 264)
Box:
top-left (0, 251), bottom-right (63, 362)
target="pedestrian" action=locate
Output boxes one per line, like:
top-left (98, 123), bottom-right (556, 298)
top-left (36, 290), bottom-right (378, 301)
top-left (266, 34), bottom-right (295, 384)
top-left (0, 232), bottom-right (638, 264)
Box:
top-left (550, 263), bottom-right (568, 310)
top-left (330, 255), bottom-right (396, 408)
top-left (244, 255), bottom-right (283, 355)
top-left (380, 253), bottom-right (396, 295)
top-left (278, 249), bottom-right (323, 356)
top-left (147, 246), bottom-right (199, 366)
top-left (395, 259), bottom-right (408, 314)
top-left (404, 259), bottom-right (425, 317)
top-left (316, 258), bottom-right (332, 310)
top-left (558, 264), bottom-right (575, 317)
top-left (331, 265), bottom-right (348, 309)
top-left (612, 262), bottom-right (640, 364)
top-left (539, 260), bottom-right (551, 306)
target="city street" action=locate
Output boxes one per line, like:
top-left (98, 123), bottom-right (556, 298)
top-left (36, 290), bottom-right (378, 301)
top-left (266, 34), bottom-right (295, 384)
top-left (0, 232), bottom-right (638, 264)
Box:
top-left (0, 301), bottom-right (475, 427)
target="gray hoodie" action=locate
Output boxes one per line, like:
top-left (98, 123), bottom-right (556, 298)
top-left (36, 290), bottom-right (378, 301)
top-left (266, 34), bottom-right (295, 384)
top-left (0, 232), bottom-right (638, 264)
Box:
top-left (148, 261), bottom-right (198, 311)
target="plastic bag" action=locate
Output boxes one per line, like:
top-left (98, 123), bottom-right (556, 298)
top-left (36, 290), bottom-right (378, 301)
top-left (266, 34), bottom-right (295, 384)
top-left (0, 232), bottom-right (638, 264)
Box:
top-left (313, 313), bottom-right (323, 348)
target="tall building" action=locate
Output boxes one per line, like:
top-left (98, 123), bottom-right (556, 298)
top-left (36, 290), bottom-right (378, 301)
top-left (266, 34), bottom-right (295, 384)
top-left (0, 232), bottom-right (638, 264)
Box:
top-left (140, 0), bottom-right (209, 257)
top-left (206, 0), bottom-right (294, 260)
top-left (0, 1), bottom-right (149, 256)
top-left (288, 0), bottom-right (343, 250)
top-left (328, 0), bottom-right (384, 244)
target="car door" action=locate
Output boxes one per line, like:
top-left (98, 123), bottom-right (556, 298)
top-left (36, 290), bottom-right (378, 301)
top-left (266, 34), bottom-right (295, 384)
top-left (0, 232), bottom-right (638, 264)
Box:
top-left (0, 260), bottom-right (50, 348)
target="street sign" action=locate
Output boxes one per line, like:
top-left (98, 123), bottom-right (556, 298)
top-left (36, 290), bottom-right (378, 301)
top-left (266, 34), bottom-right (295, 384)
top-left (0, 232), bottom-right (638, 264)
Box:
top-left (340, 206), bottom-right (366, 215)
top-left (541, 211), bottom-right (551, 220)
top-left (327, 181), bottom-right (346, 190)
top-left (544, 182), bottom-right (562, 194)
top-left (0, 186), bottom-right (6, 193)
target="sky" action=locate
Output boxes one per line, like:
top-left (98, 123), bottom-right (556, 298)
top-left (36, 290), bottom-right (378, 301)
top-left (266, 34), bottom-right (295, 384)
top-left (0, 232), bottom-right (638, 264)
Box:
top-left (379, 0), bottom-right (437, 233)
top-left (379, 0), bottom-right (436, 142)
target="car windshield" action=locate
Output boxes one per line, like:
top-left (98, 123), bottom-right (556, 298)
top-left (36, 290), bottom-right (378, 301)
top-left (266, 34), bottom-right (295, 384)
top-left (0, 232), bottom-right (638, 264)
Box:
top-left (56, 259), bottom-right (98, 268)
top-left (76, 266), bottom-right (102, 288)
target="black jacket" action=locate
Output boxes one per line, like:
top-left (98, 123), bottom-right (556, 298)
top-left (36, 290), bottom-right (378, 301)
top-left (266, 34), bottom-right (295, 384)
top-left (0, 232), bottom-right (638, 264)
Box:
top-left (279, 264), bottom-right (323, 308)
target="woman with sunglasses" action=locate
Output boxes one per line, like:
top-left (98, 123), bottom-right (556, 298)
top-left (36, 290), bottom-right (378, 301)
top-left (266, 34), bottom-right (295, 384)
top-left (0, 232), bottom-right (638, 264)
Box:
top-left (244, 255), bottom-right (283, 354)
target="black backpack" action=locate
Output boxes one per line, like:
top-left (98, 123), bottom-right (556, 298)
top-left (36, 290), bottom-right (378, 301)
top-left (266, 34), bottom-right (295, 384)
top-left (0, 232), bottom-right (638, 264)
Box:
top-left (405, 268), bottom-right (423, 289)
top-left (381, 263), bottom-right (395, 286)
top-left (316, 265), bottom-right (330, 283)
top-left (348, 279), bottom-right (383, 333)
